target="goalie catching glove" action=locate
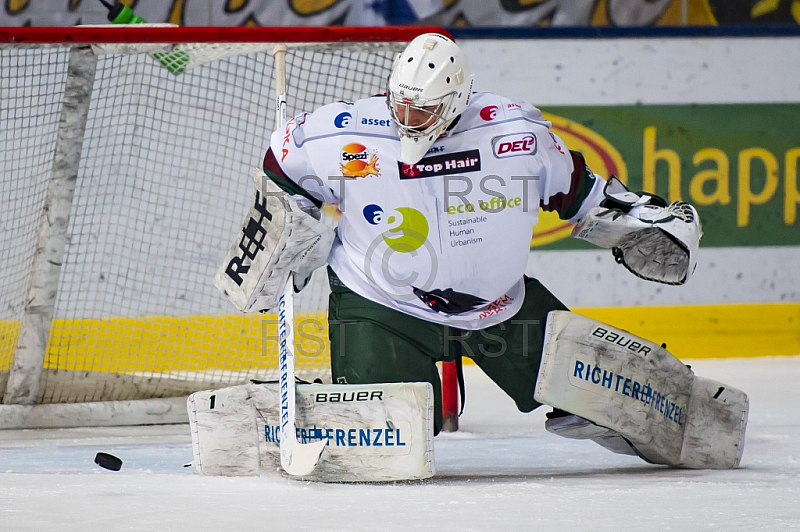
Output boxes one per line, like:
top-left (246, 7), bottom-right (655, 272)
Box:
top-left (572, 176), bottom-right (702, 285)
top-left (213, 168), bottom-right (335, 313)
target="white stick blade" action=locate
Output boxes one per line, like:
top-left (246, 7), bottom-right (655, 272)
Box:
top-left (281, 439), bottom-right (327, 477)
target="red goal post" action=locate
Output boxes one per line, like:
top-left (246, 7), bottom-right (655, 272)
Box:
top-left (0, 26), bottom-right (450, 44)
top-left (0, 25), bottom-right (459, 429)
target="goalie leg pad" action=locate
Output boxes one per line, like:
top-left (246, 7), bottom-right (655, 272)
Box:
top-left (534, 311), bottom-right (748, 469)
top-left (188, 382), bottom-right (435, 482)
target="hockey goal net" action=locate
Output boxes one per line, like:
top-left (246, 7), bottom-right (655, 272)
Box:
top-left (0, 26), bottom-right (446, 427)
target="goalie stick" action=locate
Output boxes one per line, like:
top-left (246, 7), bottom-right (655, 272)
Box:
top-left (277, 275), bottom-right (326, 475)
top-left (272, 43), bottom-right (325, 476)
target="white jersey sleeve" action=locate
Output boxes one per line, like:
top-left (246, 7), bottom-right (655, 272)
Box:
top-left (266, 111), bottom-right (339, 207)
top-left (505, 98), bottom-right (606, 224)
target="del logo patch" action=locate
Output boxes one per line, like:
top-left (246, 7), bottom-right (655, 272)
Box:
top-left (491, 133), bottom-right (537, 158)
top-left (398, 150), bottom-right (481, 179)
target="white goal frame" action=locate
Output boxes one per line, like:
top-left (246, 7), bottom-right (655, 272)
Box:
top-left (0, 25), bottom-right (450, 429)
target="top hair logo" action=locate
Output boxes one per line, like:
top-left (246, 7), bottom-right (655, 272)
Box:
top-left (398, 150), bottom-right (481, 179)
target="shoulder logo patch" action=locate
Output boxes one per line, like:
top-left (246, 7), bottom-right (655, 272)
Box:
top-left (491, 133), bottom-right (537, 158)
top-left (479, 105), bottom-right (499, 121)
top-left (334, 112), bottom-right (353, 128)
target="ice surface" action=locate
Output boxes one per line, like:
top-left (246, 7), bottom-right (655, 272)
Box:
top-left (1, 356), bottom-right (798, 531)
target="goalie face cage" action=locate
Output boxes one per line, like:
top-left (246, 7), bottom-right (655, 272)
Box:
top-left (0, 26), bottom-right (446, 427)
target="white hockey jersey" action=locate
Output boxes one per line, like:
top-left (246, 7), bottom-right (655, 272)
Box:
top-left (268, 92), bottom-right (606, 329)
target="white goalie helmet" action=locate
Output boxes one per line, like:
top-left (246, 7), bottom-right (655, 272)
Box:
top-left (388, 33), bottom-right (475, 165)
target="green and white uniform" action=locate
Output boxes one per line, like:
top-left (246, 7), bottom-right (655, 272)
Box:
top-left (264, 92), bottom-right (606, 433)
top-left (267, 92), bottom-right (605, 330)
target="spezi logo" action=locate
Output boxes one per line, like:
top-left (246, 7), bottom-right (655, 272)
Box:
top-left (492, 133), bottom-right (537, 158)
top-left (398, 150), bottom-right (481, 179)
top-left (340, 143), bottom-right (379, 178)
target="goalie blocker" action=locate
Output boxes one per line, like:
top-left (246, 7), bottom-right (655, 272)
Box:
top-left (213, 168), bottom-right (334, 313)
top-left (535, 311), bottom-right (748, 469)
top-left (188, 382), bottom-right (435, 482)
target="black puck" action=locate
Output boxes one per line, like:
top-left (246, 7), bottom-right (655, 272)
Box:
top-left (94, 452), bottom-right (123, 471)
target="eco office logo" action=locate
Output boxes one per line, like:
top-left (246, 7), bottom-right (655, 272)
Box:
top-left (340, 143), bottom-right (379, 178)
top-left (492, 133), bottom-right (537, 158)
top-left (334, 112), bottom-right (352, 128)
top-left (363, 204), bottom-right (429, 253)
top-left (398, 150), bottom-right (481, 179)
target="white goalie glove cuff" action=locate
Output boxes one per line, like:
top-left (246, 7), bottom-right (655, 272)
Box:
top-left (572, 177), bottom-right (702, 285)
top-left (599, 174), bottom-right (667, 211)
top-left (213, 168), bottom-right (335, 312)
